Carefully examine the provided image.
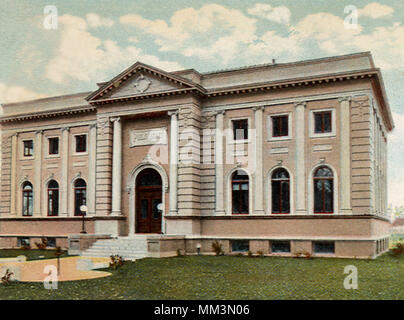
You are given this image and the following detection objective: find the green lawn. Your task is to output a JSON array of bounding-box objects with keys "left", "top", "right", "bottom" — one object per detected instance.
[
  {"left": 0, "top": 252, "right": 402, "bottom": 300},
  {"left": 0, "top": 249, "right": 68, "bottom": 261}
]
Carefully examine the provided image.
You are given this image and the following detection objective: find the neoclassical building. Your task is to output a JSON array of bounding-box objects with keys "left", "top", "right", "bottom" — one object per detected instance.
[{"left": 0, "top": 52, "right": 393, "bottom": 258}]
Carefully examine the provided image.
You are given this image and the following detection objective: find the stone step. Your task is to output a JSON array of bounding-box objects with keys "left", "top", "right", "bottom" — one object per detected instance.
[{"left": 81, "top": 236, "right": 150, "bottom": 261}]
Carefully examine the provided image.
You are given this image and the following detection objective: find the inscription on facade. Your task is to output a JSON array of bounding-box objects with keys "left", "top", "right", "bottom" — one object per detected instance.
[{"left": 130, "top": 127, "right": 168, "bottom": 147}]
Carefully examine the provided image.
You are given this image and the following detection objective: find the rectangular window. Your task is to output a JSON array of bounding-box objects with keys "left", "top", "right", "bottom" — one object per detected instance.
[
  {"left": 47, "top": 237, "right": 56, "bottom": 248},
  {"left": 314, "top": 111, "right": 332, "bottom": 134},
  {"left": 48, "top": 137, "right": 59, "bottom": 155},
  {"left": 232, "top": 119, "right": 248, "bottom": 141},
  {"left": 23, "top": 140, "right": 34, "bottom": 157},
  {"left": 313, "top": 241, "right": 335, "bottom": 254},
  {"left": 272, "top": 115, "right": 289, "bottom": 137},
  {"left": 17, "top": 237, "right": 30, "bottom": 248},
  {"left": 75, "top": 135, "right": 87, "bottom": 153},
  {"left": 271, "top": 241, "right": 291, "bottom": 253},
  {"left": 231, "top": 240, "right": 249, "bottom": 252}
]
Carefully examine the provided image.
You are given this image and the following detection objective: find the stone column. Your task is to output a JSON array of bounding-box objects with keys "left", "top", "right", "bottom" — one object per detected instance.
[
  {"left": 111, "top": 117, "right": 122, "bottom": 216},
  {"left": 10, "top": 133, "right": 18, "bottom": 216},
  {"left": 60, "top": 127, "right": 69, "bottom": 216},
  {"left": 253, "top": 106, "right": 265, "bottom": 214},
  {"left": 168, "top": 110, "right": 179, "bottom": 215},
  {"left": 339, "top": 97, "right": 352, "bottom": 214},
  {"left": 34, "top": 130, "right": 43, "bottom": 216},
  {"left": 294, "top": 102, "right": 307, "bottom": 214},
  {"left": 215, "top": 110, "right": 225, "bottom": 215},
  {"left": 87, "top": 124, "right": 97, "bottom": 216}
]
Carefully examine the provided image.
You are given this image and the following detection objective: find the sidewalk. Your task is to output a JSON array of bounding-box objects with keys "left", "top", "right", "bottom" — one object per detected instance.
[{"left": 0, "top": 256, "right": 111, "bottom": 282}]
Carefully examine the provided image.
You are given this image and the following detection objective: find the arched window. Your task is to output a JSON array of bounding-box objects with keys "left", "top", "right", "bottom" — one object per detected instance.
[
  {"left": 22, "top": 182, "right": 33, "bottom": 216},
  {"left": 272, "top": 168, "right": 290, "bottom": 214},
  {"left": 74, "top": 179, "right": 87, "bottom": 216},
  {"left": 136, "top": 168, "right": 162, "bottom": 187},
  {"left": 232, "top": 170, "right": 249, "bottom": 214},
  {"left": 47, "top": 180, "right": 59, "bottom": 216},
  {"left": 313, "top": 166, "right": 334, "bottom": 214}
]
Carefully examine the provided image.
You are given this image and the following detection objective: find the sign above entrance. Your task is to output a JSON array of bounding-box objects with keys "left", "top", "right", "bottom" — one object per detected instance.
[{"left": 130, "top": 127, "right": 168, "bottom": 147}]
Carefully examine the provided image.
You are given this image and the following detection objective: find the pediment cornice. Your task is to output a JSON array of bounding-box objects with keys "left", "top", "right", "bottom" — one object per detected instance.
[{"left": 86, "top": 61, "right": 206, "bottom": 103}]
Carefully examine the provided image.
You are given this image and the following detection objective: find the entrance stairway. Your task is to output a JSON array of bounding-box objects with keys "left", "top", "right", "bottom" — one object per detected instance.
[{"left": 80, "top": 235, "right": 150, "bottom": 261}]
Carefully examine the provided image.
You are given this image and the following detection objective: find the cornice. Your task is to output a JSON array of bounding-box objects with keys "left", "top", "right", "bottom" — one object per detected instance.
[{"left": 0, "top": 105, "right": 96, "bottom": 123}]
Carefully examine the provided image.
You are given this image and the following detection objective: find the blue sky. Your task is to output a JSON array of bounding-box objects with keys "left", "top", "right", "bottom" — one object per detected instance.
[{"left": 0, "top": 0, "right": 403, "bottom": 207}]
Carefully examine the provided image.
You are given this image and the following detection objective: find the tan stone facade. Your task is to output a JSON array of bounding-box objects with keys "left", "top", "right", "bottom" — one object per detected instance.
[{"left": 0, "top": 52, "right": 394, "bottom": 258}]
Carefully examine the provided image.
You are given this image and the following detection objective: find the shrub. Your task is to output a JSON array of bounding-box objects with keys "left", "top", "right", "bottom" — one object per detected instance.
[
  {"left": 35, "top": 237, "right": 48, "bottom": 250},
  {"left": 211, "top": 240, "right": 224, "bottom": 256},
  {"left": 256, "top": 250, "right": 264, "bottom": 257},
  {"left": 176, "top": 248, "right": 184, "bottom": 257},
  {"left": 247, "top": 250, "right": 253, "bottom": 258},
  {"left": 109, "top": 255, "right": 124, "bottom": 270},
  {"left": 294, "top": 250, "right": 312, "bottom": 259},
  {"left": 390, "top": 242, "right": 404, "bottom": 257},
  {"left": 1, "top": 269, "right": 14, "bottom": 285}
]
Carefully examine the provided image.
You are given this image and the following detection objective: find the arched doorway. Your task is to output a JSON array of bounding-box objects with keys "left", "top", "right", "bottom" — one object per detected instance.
[{"left": 136, "top": 168, "right": 163, "bottom": 233}]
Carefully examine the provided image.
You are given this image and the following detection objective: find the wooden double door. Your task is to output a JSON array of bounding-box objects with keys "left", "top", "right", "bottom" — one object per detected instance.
[{"left": 136, "top": 187, "right": 162, "bottom": 233}]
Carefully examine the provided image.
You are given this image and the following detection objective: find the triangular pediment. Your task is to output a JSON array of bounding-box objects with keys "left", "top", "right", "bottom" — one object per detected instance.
[{"left": 87, "top": 62, "right": 204, "bottom": 102}]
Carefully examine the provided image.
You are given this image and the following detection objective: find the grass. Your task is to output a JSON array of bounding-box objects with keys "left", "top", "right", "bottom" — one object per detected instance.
[
  {"left": 0, "top": 249, "right": 69, "bottom": 261},
  {"left": 0, "top": 252, "right": 402, "bottom": 300}
]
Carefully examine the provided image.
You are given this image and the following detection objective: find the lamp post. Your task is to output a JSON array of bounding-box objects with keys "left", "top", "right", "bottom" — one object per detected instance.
[{"left": 80, "top": 205, "right": 88, "bottom": 234}]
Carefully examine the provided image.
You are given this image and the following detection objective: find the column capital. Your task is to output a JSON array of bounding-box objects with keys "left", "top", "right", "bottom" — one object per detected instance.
[
  {"left": 61, "top": 127, "right": 70, "bottom": 132},
  {"left": 294, "top": 101, "right": 307, "bottom": 108},
  {"left": 338, "top": 96, "right": 352, "bottom": 103},
  {"left": 11, "top": 132, "right": 19, "bottom": 138},
  {"left": 35, "top": 130, "right": 43, "bottom": 135},
  {"left": 213, "top": 109, "right": 225, "bottom": 116},
  {"left": 253, "top": 106, "right": 265, "bottom": 112},
  {"left": 110, "top": 116, "right": 121, "bottom": 123},
  {"left": 168, "top": 110, "right": 179, "bottom": 117},
  {"left": 89, "top": 123, "right": 97, "bottom": 130}
]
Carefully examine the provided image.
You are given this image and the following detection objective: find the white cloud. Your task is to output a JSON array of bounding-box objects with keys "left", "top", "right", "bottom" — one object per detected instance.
[
  {"left": 247, "top": 3, "right": 291, "bottom": 25},
  {"left": 120, "top": 4, "right": 257, "bottom": 63},
  {"left": 359, "top": 3, "right": 394, "bottom": 19},
  {"left": 292, "top": 13, "right": 362, "bottom": 42},
  {"left": 246, "top": 31, "right": 302, "bottom": 62},
  {"left": 86, "top": 13, "right": 114, "bottom": 28},
  {"left": 0, "top": 83, "right": 47, "bottom": 104},
  {"left": 45, "top": 14, "right": 182, "bottom": 83},
  {"left": 128, "top": 36, "right": 139, "bottom": 43}
]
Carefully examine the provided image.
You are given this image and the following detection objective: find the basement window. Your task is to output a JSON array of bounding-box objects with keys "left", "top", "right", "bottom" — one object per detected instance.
[
  {"left": 271, "top": 241, "right": 291, "bottom": 253},
  {"left": 231, "top": 240, "right": 249, "bottom": 252},
  {"left": 17, "top": 237, "right": 30, "bottom": 248},
  {"left": 313, "top": 241, "right": 335, "bottom": 254},
  {"left": 47, "top": 237, "right": 56, "bottom": 248}
]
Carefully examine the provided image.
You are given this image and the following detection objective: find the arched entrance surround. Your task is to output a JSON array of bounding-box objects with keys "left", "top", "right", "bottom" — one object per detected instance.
[{"left": 127, "top": 161, "right": 168, "bottom": 236}]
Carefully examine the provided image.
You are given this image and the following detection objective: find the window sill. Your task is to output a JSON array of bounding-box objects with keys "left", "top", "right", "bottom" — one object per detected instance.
[
  {"left": 20, "top": 156, "right": 34, "bottom": 161},
  {"left": 310, "top": 133, "right": 336, "bottom": 139},
  {"left": 72, "top": 152, "right": 88, "bottom": 157},
  {"left": 45, "top": 155, "right": 60, "bottom": 159},
  {"left": 267, "top": 136, "right": 291, "bottom": 142},
  {"left": 313, "top": 212, "right": 334, "bottom": 215},
  {"left": 228, "top": 139, "right": 250, "bottom": 145}
]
